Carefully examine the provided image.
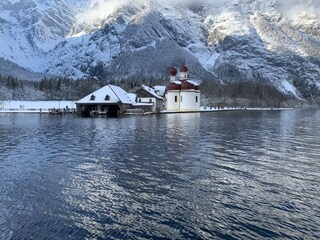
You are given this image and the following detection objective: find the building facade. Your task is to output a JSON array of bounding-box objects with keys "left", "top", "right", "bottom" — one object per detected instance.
[
  {"left": 135, "top": 85, "right": 164, "bottom": 113},
  {"left": 165, "top": 65, "right": 200, "bottom": 112}
]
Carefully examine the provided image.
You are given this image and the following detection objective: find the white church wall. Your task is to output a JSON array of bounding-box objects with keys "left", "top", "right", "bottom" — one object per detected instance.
[
  {"left": 180, "top": 91, "right": 200, "bottom": 111},
  {"left": 166, "top": 91, "right": 180, "bottom": 111}
]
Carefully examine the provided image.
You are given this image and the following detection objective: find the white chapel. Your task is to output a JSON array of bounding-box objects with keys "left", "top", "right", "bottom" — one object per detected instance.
[{"left": 165, "top": 65, "right": 200, "bottom": 112}]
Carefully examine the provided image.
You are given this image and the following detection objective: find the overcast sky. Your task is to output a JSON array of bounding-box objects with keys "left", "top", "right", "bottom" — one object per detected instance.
[
  {"left": 278, "top": 0, "right": 320, "bottom": 19},
  {"left": 76, "top": 0, "right": 320, "bottom": 24}
]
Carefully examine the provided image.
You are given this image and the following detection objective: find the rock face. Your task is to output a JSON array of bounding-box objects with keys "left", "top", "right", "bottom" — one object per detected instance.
[{"left": 0, "top": 0, "right": 319, "bottom": 98}]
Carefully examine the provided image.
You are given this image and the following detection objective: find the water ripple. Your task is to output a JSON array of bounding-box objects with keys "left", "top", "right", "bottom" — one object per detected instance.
[{"left": 0, "top": 111, "right": 320, "bottom": 239}]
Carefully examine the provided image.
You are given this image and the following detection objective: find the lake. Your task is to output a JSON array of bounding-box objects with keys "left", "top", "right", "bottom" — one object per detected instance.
[{"left": 0, "top": 110, "right": 319, "bottom": 239}]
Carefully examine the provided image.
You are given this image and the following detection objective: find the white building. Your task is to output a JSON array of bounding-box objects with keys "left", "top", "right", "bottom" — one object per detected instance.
[
  {"left": 165, "top": 65, "right": 200, "bottom": 112},
  {"left": 134, "top": 85, "right": 164, "bottom": 113}
]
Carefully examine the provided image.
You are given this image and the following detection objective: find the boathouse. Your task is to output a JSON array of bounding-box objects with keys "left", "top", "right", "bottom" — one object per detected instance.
[
  {"left": 75, "top": 84, "right": 134, "bottom": 117},
  {"left": 165, "top": 65, "right": 200, "bottom": 112}
]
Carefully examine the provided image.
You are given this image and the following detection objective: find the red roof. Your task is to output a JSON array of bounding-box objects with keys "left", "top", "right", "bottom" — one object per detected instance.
[
  {"left": 181, "top": 81, "right": 196, "bottom": 90},
  {"left": 170, "top": 67, "right": 178, "bottom": 76},
  {"left": 165, "top": 82, "right": 181, "bottom": 91},
  {"left": 180, "top": 65, "right": 188, "bottom": 72}
]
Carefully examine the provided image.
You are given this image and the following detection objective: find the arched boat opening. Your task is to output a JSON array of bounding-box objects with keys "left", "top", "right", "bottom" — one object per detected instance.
[{"left": 107, "top": 105, "right": 120, "bottom": 118}]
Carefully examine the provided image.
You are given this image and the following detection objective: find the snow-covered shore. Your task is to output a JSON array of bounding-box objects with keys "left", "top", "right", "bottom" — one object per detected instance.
[
  {"left": 161, "top": 107, "right": 293, "bottom": 114},
  {"left": 0, "top": 101, "right": 76, "bottom": 113}
]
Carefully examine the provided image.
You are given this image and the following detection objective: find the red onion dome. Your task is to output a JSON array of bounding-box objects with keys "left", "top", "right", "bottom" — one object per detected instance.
[
  {"left": 170, "top": 67, "right": 178, "bottom": 76},
  {"left": 181, "top": 81, "right": 196, "bottom": 90},
  {"left": 180, "top": 65, "right": 189, "bottom": 72},
  {"left": 165, "top": 82, "right": 181, "bottom": 92}
]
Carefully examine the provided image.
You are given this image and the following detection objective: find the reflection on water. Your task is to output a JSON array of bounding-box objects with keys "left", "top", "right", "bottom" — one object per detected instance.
[{"left": 0, "top": 110, "right": 320, "bottom": 239}]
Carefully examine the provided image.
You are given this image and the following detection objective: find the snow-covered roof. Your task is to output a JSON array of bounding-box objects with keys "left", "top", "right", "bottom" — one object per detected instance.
[
  {"left": 141, "top": 85, "right": 164, "bottom": 99},
  {"left": 132, "top": 102, "right": 154, "bottom": 107},
  {"left": 76, "top": 84, "right": 134, "bottom": 105},
  {"left": 172, "top": 81, "right": 182, "bottom": 85},
  {"left": 128, "top": 93, "right": 137, "bottom": 102},
  {"left": 187, "top": 80, "right": 200, "bottom": 86},
  {"left": 154, "top": 86, "right": 166, "bottom": 96}
]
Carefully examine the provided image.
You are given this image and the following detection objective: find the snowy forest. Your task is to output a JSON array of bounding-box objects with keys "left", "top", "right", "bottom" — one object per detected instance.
[{"left": 1, "top": 74, "right": 319, "bottom": 108}]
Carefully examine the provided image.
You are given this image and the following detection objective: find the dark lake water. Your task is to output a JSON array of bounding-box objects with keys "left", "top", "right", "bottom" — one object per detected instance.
[{"left": 0, "top": 110, "right": 319, "bottom": 239}]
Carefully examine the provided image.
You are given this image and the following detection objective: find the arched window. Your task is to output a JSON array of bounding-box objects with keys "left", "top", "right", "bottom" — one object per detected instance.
[
  {"left": 105, "top": 94, "right": 110, "bottom": 101},
  {"left": 90, "top": 95, "right": 95, "bottom": 101}
]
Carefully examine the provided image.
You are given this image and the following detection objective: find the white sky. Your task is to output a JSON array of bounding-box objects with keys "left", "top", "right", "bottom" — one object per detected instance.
[
  {"left": 75, "top": 0, "right": 320, "bottom": 24},
  {"left": 278, "top": 0, "right": 320, "bottom": 19}
]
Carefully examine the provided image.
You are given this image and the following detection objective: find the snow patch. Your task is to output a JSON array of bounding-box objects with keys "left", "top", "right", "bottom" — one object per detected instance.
[{"left": 281, "top": 80, "right": 300, "bottom": 98}]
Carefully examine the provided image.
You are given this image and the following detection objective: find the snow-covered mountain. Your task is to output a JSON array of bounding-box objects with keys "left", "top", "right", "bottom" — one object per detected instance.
[{"left": 0, "top": 0, "right": 319, "bottom": 98}]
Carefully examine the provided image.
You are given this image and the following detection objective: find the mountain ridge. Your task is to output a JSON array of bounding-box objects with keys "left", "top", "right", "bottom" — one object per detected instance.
[{"left": 0, "top": 0, "right": 319, "bottom": 99}]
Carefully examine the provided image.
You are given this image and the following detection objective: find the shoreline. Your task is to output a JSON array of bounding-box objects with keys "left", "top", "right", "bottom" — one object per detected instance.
[
  {"left": 0, "top": 100, "right": 76, "bottom": 114},
  {"left": 0, "top": 107, "right": 295, "bottom": 115},
  {"left": 160, "top": 107, "right": 293, "bottom": 114}
]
